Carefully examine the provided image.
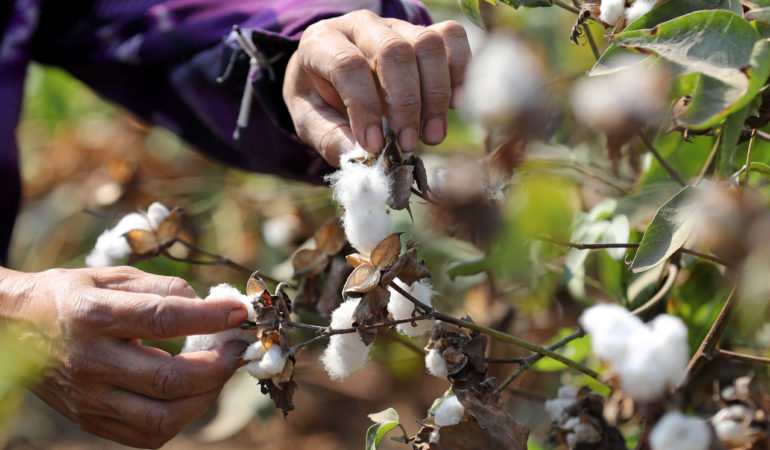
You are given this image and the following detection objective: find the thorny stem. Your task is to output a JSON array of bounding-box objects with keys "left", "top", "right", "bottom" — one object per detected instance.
[
  {"left": 682, "top": 286, "right": 738, "bottom": 387},
  {"left": 716, "top": 348, "right": 770, "bottom": 366},
  {"left": 631, "top": 263, "right": 678, "bottom": 317},
  {"left": 742, "top": 129, "right": 757, "bottom": 187},
  {"left": 496, "top": 328, "right": 588, "bottom": 393},
  {"left": 537, "top": 237, "right": 733, "bottom": 268},
  {"left": 637, "top": 131, "right": 688, "bottom": 187}
]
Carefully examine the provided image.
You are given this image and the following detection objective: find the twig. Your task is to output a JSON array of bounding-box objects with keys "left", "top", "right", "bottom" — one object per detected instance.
[
  {"left": 682, "top": 286, "right": 738, "bottom": 386},
  {"left": 638, "top": 131, "right": 688, "bottom": 187},
  {"left": 695, "top": 134, "right": 721, "bottom": 186},
  {"left": 485, "top": 357, "right": 526, "bottom": 364},
  {"left": 521, "top": 159, "right": 630, "bottom": 194},
  {"left": 553, "top": 0, "right": 580, "bottom": 14},
  {"left": 742, "top": 129, "right": 757, "bottom": 187},
  {"left": 173, "top": 238, "right": 286, "bottom": 285},
  {"left": 82, "top": 208, "right": 119, "bottom": 222},
  {"left": 582, "top": 23, "right": 601, "bottom": 61},
  {"left": 631, "top": 263, "right": 678, "bottom": 316},
  {"left": 716, "top": 348, "right": 770, "bottom": 365},
  {"left": 496, "top": 328, "right": 588, "bottom": 393}
]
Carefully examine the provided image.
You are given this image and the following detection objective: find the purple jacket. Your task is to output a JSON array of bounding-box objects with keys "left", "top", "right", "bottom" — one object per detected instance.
[{"left": 0, "top": 0, "right": 431, "bottom": 266}]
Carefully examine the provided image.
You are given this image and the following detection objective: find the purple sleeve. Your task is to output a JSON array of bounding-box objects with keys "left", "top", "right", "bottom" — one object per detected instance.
[{"left": 0, "top": 0, "right": 431, "bottom": 266}]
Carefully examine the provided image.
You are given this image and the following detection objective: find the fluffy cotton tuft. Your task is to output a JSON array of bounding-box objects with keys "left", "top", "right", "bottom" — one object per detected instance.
[
  {"left": 326, "top": 144, "right": 392, "bottom": 254},
  {"left": 564, "top": 417, "right": 601, "bottom": 447},
  {"left": 544, "top": 385, "right": 580, "bottom": 422},
  {"left": 650, "top": 412, "right": 711, "bottom": 450},
  {"left": 625, "top": 0, "right": 657, "bottom": 24},
  {"left": 388, "top": 279, "right": 435, "bottom": 336},
  {"left": 244, "top": 343, "right": 287, "bottom": 379},
  {"left": 711, "top": 404, "right": 760, "bottom": 447},
  {"left": 425, "top": 348, "right": 448, "bottom": 379},
  {"left": 433, "top": 394, "right": 464, "bottom": 426},
  {"left": 86, "top": 202, "right": 171, "bottom": 267},
  {"left": 579, "top": 305, "right": 689, "bottom": 402},
  {"left": 599, "top": 0, "right": 626, "bottom": 25},
  {"left": 462, "top": 32, "right": 542, "bottom": 128},
  {"left": 321, "top": 299, "right": 371, "bottom": 380},
  {"left": 181, "top": 284, "right": 257, "bottom": 353},
  {"left": 262, "top": 214, "right": 302, "bottom": 248}
]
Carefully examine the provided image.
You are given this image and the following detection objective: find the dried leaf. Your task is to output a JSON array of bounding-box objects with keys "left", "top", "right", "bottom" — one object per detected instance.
[
  {"left": 246, "top": 272, "right": 269, "bottom": 296},
  {"left": 346, "top": 253, "right": 369, "bottom": 269},
  {"left": 388, "top": 165, "right": 414, "bottom": 211},
  {"left": 343, "top": 264, "right": 381, "bottom": 295},
  {"left": 353, "top": 286, "right": 391, "bottom": 345},
  {"left": 394, "top": 241, "right": 431, "bottom": 286},
  {"left": 125, "top": 229, "right": 160, "bottom": 255},
  {"left": 412, "top": 156, "right": 432, "bottom": 196},
  {"left": 317, "top": 256, "right": 352, "bottom": 318},
  {"left": 371, "top": 233, "right": 402, "bottom": 270},
  {"left": 292, "top": 248, "right": 328, "bottom": 278},
  {"left": 314, "top": 218, "right": 346, "bottom": 256},
  {"left": 259, "top": 375, "right": 297, "bottom": 418},
  {"left": 156, "top": 206, "right": 183, "bottom": 245}
]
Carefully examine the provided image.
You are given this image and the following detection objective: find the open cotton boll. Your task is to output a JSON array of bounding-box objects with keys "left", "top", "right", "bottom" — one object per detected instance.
[
  {"left": 625, "top": 0, "right": 657, "bottom": 24},
  {"left": 146, "top": 202, "right": 170, "bottom": 229},
  {"left": 245, "top": 344, "right": 287, "bottom": 379},
  {"left": 181, "top": 284, "right": 257, "bottom": 353},
  {"left": 326, "top": 144, "right": 392, "bottom": 254},
  {"left": 433, "top": 394, "right": 464, "bottom": 426},
  {"left": 86, "top": 212, "right": 153, "bottom": 267},
  {"left": 650, "top": 412, "right": 711, "bottom": 450},
  {"left": 425, "top": 348, "right": 448, "bottom": 379},
  {"left": 599, "top": 0, "right": 625, "bottom": 26},
  {"left": 388, "top": 279, "right": 435, "bottom": 336},
  {"left": 579, "top": 304, "right": 645, "bottom": 363},
  {"left": 564, "top": 416, "right": 601, "bottom": 447},
  {"left": 321, "top": 299, "right": 370, "bottom": 380},
  {"left": 544, "top": 385, "right": 580, "bottom": 422},
  {"left": 711, "top": 404, "right": 760, "bottom": 447}
]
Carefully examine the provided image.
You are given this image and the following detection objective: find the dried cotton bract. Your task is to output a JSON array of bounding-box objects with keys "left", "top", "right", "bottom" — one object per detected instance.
[
  {"left": 86, "top": 202, "right": 170, "bottom": 267},
  {"left": 181, "top": 284, "right": 257, "bottom": 353},
  {"left": 326, "top": 143, "right": 392, "bottom": 254},
  {"left": 320, "top": 299, "right": 370, "bottom": 380},
  {"left": 387, "top": 279, "right": 435, "bottom": 337},
  {"left": 579, "top": 305, "right": 689, "bottom": 402},
  {"left": 649, "top": 411, "right": 711, "bottom": 450}
]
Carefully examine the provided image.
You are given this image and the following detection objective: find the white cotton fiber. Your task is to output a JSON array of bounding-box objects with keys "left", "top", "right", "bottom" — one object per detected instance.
[
  {"left": 245, "top": 344, "right": 287, "bottom": 379},
  {"left": 599, "top": 0, "right": 626, "bottom": 26},
  {"left": 388, "top": 279, "right": 435, "bottom": 337},
  {"left": 579, "top": 305, "right": 690, "bottom": 402},
  {"left": 711, "top": 405, "right": 759, "bottom": 447},
  {"left": 145, "top": 202, "right": 171, "bottom": 228},
  {"left": 433, "top": 395, "right": 464, "bottom": 426},
  {"left": 650, "top": 412, "right": 710, "bottom": 450},
  {"left": 86, "top": 212, "right": 153, "bottom": 267},
  {"left": 425, "top": 348, "right": 448, "bottom": 379},
  {"left": 181, "top": 284, "right": 257, "bottom": 353},
  {"left": 564, "top": 416, "right": 601, "bottom": 447},
  {"left": 320, "top": 299, "right": 371, "bottom": 380},
  {"left": 544, "top": 385, "right": 580, "bottom": 422},
  {"left": 326, "top": 144, "right": 392, "bottom": 254},
  {"left": 625, "top": 0, "right": 657, "bottom": 24}
]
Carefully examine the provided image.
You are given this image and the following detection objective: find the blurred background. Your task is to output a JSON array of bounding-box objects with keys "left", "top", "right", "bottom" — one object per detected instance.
[{"left": 4, "top": 0, "right": 769, "bottom": 449}]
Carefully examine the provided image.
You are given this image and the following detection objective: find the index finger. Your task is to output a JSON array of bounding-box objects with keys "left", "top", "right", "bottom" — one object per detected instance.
[{"left": 88, "top": 288, "right": 248, "bottom": 339}]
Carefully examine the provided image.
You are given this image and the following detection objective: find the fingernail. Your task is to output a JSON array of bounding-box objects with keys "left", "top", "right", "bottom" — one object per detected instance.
[
  {"left": 422, "top": 118, "right": 446, "bottom": 145},
  {"left": 398, "top": 127, "right": 418, "bottom": 151},
  {"left": 450, "top": 86, "right": 464, "bottom": 110},
  {"left": 227, "top": 307, "right": 248, "bottom": 327},
  {"left": 365, "top": 125, "right": 384, "bottom": 151}
]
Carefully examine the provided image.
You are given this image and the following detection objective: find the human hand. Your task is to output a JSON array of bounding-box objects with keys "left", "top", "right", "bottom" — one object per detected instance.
[
  {"left": 10, "top": 266, "right": 248, "bottom": 449},
  {"left": 283, "top": 10, "right": 471, "bottom": 166}
]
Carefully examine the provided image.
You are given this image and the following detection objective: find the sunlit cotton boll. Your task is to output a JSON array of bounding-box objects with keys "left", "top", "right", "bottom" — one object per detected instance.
[
  {"left": 425, "top": 348, "right": 448, "bottom": 379},
  {"left": 571, "top": 60, "right": 668, "bottom": 135},
  {"left": 462, "top": 32, "right": 543, "bottom": 129},
  {"left": 626, "top": 0, "right": 658, "bottom": 24},
  {"left": 433, "top": 394, "right": 464, "bottom": 426},
  {"left": 387, "top": 279, "right": 435, "bottom": 336},
  {"left": 599, "top": 0, "right": 626, "bottom": 26},
  {"left": 244, "top": 342, "right": 287, "bottom": 379},
  {"left": 650, "top": 412, "right": 711, "bottom": 450},
  {"left": 321, "top": 299, "right": 370, "bottom": 380},
  {"left": 579, "top": 305, "right": 689, "bottom": 402},
  {"left": 326, "top": 143, "right": 392, "bottom": 254},
  {"left": 181, "top": 284, "right": 257, "bottom": 353},
  {"left": 711, "top": 404, "right": 762, "bottom": 447}
]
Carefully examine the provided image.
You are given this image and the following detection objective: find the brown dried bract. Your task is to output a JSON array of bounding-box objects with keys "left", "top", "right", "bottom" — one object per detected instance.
[
  {"left": 425, "top": 322, "right": 488, "bottom": 390},
  {"left": 124, "top": 206, "right": 184, "bottom": 257}
]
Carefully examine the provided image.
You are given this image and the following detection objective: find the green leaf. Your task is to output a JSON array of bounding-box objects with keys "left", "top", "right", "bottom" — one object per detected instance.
[
  {"left": 717, "top": 104, "right": 751, "bottom": 176},
  {"left": 747, "top": 7, "right": 770, "bottom": 23},
  {"left": 457, "top": 0, "right": 485, "bottom": 28},
  {"left": 447, "top": 258, "right": 488, "bottom": 280},
  {"left": 590, "top": 0, "right": 737, "bottom": 76},
  {"left": 630, "top": 186, "right": 701, "bottom": 273},
  {"left": 366, "top": 408, "right": 406, "bottom": 450},
  {"left": 612, "top": 10, "right": 770, "bottom": 129},
  {"left": 532, "top": 328, "right": 591, "bottom": 371}
]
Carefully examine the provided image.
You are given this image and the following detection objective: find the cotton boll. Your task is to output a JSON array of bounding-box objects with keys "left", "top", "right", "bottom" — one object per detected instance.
[
  {"left": 181, "top": 284, "right": 258, "bottom": 353},
  {"left": 563, "top": 417, "right": 601, "bottom": 447},
  {"left": 425, "top": 348, "right": 448, "bottom": 379},
  {"left": 321, "top": 299, "right": 370, "bottom": 380},
  {"left": 86, "top": 212, "right": 153, "bottom": 267},
  {"left": 650, "top": 412, "right": 711, "bottom": 450},
  {"left": 579, "top": 304, "right": 645, "bottom": 363},
  {"left": 243, "top": 341, "right": 267, "bottom": 362},
  {"left": 262, "top": 214, "right": 301, "bottom": 248},
  {"left": 146, "top": 202, "right": 170, "bottom": 229},
  {"left": 625, "top": 0, "right": 657, "bottom": 24},
  {"left": 433, "top": 395, "right": 464, "bottom": 426},
  {"left": 207, "top": 283, "right": 256, "bottom": 320},
  {"left": 180, "top": 334, "right": 219, "bottom": 353},
  {"left": 388, "top": 279, "right": 435, "bottom": 336},
  {"left": 711, "top": 404, "right": 760, "bottom": 447},
  {"left": 245, "top": 345, "right": 287, "bottom": 379},
  {"left": 599, "top": 0, "right": 626, "bottom": 26},
  {"left": 544, "top": 386, "right": 580, "bottom": 422}
]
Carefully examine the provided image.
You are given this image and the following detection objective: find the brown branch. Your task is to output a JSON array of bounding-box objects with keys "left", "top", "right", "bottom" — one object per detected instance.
[
  {"left": 716, "top": 348, "right": 770, "bottom": 365},
  {"left": 638, "top": 131, "right": 688, "bottom": 187}
]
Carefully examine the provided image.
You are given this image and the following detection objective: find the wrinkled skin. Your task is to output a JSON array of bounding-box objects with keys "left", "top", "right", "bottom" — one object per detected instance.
[
  {"left": 0, "top": 266, "right": 248, "bottom": 449},
  {"left": 284, "top": 10, "right": 471, "bottom": 166}
]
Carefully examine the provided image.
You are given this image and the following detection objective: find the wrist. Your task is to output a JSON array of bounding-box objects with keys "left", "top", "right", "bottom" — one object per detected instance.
[{"left": 0, "top": 267, "right": 39, "bottom": 324}]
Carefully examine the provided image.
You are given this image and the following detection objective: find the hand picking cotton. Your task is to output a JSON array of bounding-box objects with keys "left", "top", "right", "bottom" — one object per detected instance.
[
  {"left": 320, "top": 298, "right": 371, "bottom": 380},
  {"left": 579, "top": 304, "right": 689, "bottom": 402},
  {"left": 86, "top": 202, "right": 170, "bottom": 267},
  {"left": 181, "top": 284, "right": 257, "bottom": 353},
  {"left": 387, "top": 279, "right": 436, "bottom": 337},
  {"left": 325, "top": 143, "right": 392, "bottom": 254}
]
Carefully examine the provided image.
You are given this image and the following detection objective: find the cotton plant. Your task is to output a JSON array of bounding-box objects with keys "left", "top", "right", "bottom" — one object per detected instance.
[
  {"left": 319, "top": 298, "right": 371, "bottom": 380},
  {"left": 598, "top": 0, "right": 660, "bottom": 26},
  {"left": 428, "top": 392, "right": 465, "bottom": 445},
  {"left": 649, "top": 411, "right": 712, "bottom": 450}
]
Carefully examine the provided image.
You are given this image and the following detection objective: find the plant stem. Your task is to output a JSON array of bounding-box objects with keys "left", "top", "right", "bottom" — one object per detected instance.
[
  {"left": 582, "top": 23, "right": 601, "bottom": 60},
  {"left": 522, "top": 159, "right": 630, "bottom": 194},
  {"left": 553, "top": 0, "right": 580, "bottom": 14},
  {"left": 716, "top": 348, "right": 770, "bottom": 365},
  {"left": 742, "top": 129, "right": 757, "bottom": 187},
  {"left": 682, "top": 286, "right": 738, "bottom": 386},
  {"left": 172, "top": 238, "right": 286, "bottom": 285},
  {"left": 638, "top": 131, "right": 688, "bottom": 187},
  {"left": 695, "top": 134, "right": 721, "bottom": 186}
]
